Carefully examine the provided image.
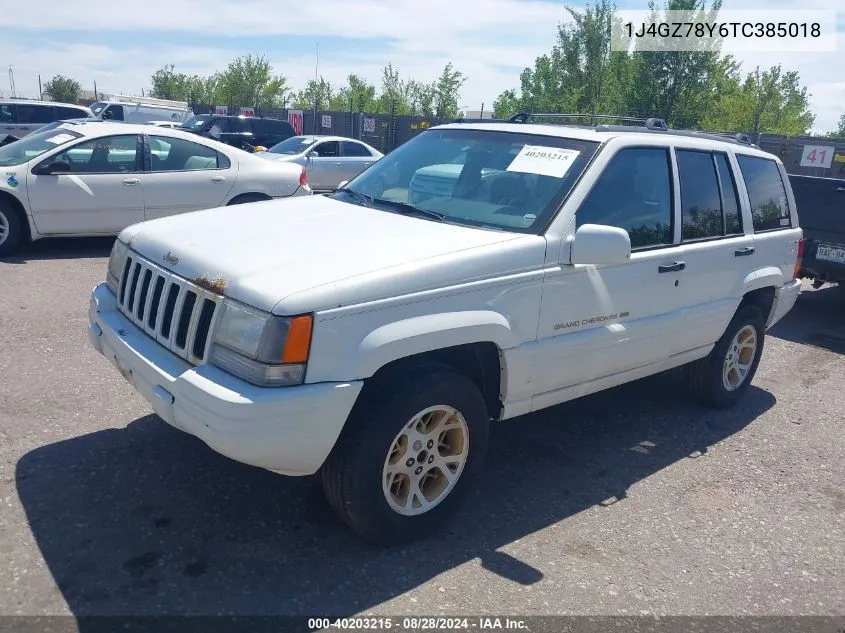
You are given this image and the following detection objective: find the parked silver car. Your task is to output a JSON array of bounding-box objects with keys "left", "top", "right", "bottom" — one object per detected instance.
[{"left": 258, "top": 135, "right": 383, "bottom": 192}]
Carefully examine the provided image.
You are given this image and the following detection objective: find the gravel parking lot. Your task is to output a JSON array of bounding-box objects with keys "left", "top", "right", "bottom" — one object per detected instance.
[{"left": 1, "top": 237, "right": 843, "bottom": 621}]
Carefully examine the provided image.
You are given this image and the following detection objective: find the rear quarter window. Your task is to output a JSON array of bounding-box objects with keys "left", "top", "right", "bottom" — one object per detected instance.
[{"left": 736, "top": 155, "right": 792, "bottom": 232}]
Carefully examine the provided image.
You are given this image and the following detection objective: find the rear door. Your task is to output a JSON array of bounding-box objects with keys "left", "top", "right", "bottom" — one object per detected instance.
[
  {"left": 789, "top": 174, "right": 845, "bottom": 269},
  {"left": 140, "top": 134, "right": 236, "bottom": 220},
  {"left": 340, "top": 140, "right": 377, "bottom": 182},
  {"left": 4, "top": 103, "right": 55, "bottom": 137},
  {"left": 27, "top": 133, "right": 145, "bottom": 234}
]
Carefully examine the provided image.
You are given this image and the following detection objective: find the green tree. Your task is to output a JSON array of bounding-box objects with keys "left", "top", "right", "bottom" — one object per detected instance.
[
  {"left": 701, "top": 64, "right": 815, "bottom": 136},
  {"left": 405, "top": 79, "right": 437, "bottom": 117},
  {"left": 432, "top": 62, "right": 466, "bottom": 118},
  {"left": 213, "top": 54, "right": 290, "bottom": 108},
  {"left": 291, "top": 77, "right": 336, "bottom": 110},
  {"left": 42, "top": 75, "right": 82, "bottom": 104},
  {"left": 333, "top": 74, "right": 378, "bottom": 112},
  {"left": 150, "top": 65, "right": 192, "bottom": 101},
  {"left": 376, "top": 63, "right": 412, "bottom": 114},
  {"left": 835, "top": 113, "right": 845, "bottom": 137}
]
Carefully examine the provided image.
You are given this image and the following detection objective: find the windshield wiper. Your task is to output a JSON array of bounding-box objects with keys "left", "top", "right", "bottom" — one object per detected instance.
[
  {"left": 372, "top": 198, "right": 447, "bottom": 222},
  {"left": 335, "top": 188, "right": 373, "bottom": 207}
]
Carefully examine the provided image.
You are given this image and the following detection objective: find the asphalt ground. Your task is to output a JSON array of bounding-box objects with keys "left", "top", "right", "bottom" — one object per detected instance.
[{"left": 1, "top": 237, "right": 843, "bottom": 627}]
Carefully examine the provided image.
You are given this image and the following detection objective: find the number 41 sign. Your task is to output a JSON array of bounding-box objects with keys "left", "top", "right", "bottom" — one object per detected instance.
[{"left": 800, "top": 145, "right": 835, "bottom": 169}]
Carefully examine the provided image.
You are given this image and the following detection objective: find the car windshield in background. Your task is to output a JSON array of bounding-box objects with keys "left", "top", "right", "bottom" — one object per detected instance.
[
  {"left": 334, "top": 128, "right": 600, "bottom": 234},
  {"left": 180, "top": 115, "right": 211, "bottom": 130},
  {"left": 0, "top": 129, "right": 84, "bottom": 167},
  {"left": 266, "top": 136, "right": 318, "bottom": 155},
  {"left": 89, "top": 102, "right": 107, "bottom": 116}
]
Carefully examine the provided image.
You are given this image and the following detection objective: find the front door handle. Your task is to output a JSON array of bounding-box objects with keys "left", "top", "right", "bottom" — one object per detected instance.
[
  {"left": 211, "top": 175, "right": 226, "bottom": 183},
  {"left": 734, "top": 246, "right": 755, "bottom": 257},
  {"left": 364, "top": 162, "right": 371, "bottom": 166},
  {"left": 122, "top": 178, "right": 140, "bottom": 186},
  {"left": 658, "top": 261, "right": 686, "bottom": 273}
]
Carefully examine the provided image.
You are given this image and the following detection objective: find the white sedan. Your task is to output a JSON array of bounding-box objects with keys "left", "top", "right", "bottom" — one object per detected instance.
[{"left": 0, "top": 121, "right": 311, "bottom": 255}]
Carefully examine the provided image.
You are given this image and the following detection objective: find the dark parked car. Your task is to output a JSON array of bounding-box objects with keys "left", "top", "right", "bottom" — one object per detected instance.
[
  {"left": 789, "top": 173, "right": 845, "bottom": 287},
  {"left": 179, "top": 114, "right": 295, "bottom": 151}
]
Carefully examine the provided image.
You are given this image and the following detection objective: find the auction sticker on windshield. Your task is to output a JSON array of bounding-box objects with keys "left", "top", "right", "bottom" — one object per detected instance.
[
  {"left": 45, "top": 133, "right": 76, "bottom": 145},
  {"left": 506, "top": 145, "right": 581, "bottom": 178}
]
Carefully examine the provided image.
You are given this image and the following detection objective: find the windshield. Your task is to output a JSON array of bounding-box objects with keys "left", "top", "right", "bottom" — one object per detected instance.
[
  {"left": 333, "top": 128, "right": 600, "bottom": 233},
  {"left": 266, "top": 136, "right": 318, "bottom": 155},
  {"left": 0, "top": 128, "right": 83, "bottom": 167},
  {"left": 90, "top": 101, "right": 108, "bottom": 116},
  {"left": 181, "top": 114, "right": 211, "bottom": 130}
]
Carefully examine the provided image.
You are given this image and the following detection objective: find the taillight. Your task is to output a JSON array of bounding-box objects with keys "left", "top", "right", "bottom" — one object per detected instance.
[
  {"left": 299, "top": 167, "right": 307, "bottom": 187},
  {"left": 793, "top": 238, "right": 805, "bottom": 279}
]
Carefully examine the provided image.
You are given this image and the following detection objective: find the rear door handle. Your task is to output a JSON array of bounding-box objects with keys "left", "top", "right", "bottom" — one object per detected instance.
[
  {"left": 734, "top": 246, "right": 755, "bottom": 257},
  {"left": 211, "top": 175, "right": 226, "bottom": 183},
  {"left": 122, "top": 178, "right": 140, "bottom": 186},
  {"left": 658, "top": 261, "right": 686, "bottom": 273}
]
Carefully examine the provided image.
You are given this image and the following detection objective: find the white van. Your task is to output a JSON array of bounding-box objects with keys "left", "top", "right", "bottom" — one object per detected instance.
[
  {"left": 90, "top": 96, "right": 193, "bottom": 125},
  {"left": 0, "top": 99, "right": 93, "bottom": 138}
]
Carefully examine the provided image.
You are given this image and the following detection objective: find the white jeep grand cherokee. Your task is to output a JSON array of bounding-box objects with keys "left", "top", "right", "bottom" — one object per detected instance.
[{"left": 88, "top": 116, "right": 803, "bottom": 544}]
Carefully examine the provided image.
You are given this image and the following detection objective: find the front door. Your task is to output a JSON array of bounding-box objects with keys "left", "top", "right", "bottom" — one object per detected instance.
[
  {"left": 140, "top": 135, "right": 235, "bottom": 220},
  {"left": 534, "top": 146, "right": 689, "bottom": 398},
  {"left": 27, "top": 134, "right": 145, "bottom": 234},
  {"left": 307, "top": 140, "right": 342, "bottom": 190}
]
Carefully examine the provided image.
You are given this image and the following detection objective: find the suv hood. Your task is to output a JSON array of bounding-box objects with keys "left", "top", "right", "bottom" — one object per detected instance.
[{"left": 119, "top": 195, "right": 545, "bottom": 314}]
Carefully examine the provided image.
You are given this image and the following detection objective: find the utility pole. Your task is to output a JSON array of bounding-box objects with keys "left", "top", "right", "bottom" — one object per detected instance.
[
  {"left": 38, "top": 74, "right": 43, "bottom": 100},
  {"left": 313, "top": 42, "right": 319, "bottom": 135},
  {"left": 8, "top": 66, "right": 16, "bottom": 98},
  {"left": 94, "top": 80, "right": 98, "bottom": 101}
]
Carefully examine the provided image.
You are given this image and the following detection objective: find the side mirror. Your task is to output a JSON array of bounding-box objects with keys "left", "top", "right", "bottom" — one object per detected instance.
[
  {"left": 33, "top": 160, "right": 72, "bottom": 175},
  {"left": 569, "top": 224, "right": 631, "bottom": 265},
  {"left": 101, "top": 110, "right": 113, "bottom": 120},
  {"left": 307, "top": 150, "right": 318, "bottom": 159}
]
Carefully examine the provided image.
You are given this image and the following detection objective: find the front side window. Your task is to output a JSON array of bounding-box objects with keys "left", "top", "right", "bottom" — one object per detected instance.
[
  {"left": 342, "top": 141, "right": 373, "bottom": 157},
  {"left": 53, "top": 135, "right": 139, "bottom": 173},
  {"left": 576, "top": 147, "right": 673, "bottom": 249},
  {"left": 336, "top": 128, "right": 599, "bottom": 233},
  {"left": 1, "top": 104, "right": 17, "bottom": 122},
  {"left": 1, "top": 128, "right": 82, "bottom": 167},
  {"left": 736, "top": 155, "right": 791, "bottom": 231},
  {"left": 149, "top": 136, "right": 223, "bottom": 171},
  {"left": 314, "top": 141, "right": 340, "bottom": 157}
]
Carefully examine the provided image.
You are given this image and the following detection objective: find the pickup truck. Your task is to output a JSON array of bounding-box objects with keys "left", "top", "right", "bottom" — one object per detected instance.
[
  {"left": 789, "top": 173, "right": 845, "bottom": 288},
  {"left": 88, "top": 116, "right": 803, "bottom": 544}
]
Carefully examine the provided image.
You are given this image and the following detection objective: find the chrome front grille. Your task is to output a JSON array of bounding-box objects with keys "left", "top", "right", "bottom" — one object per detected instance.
[{"left": 117, "top": 253, "right": 223, "bottom": 365}]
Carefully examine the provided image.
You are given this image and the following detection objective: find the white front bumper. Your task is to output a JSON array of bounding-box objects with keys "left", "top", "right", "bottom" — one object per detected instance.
[{"left": 88, "top": 283, "right": 362, "bottom": 476}]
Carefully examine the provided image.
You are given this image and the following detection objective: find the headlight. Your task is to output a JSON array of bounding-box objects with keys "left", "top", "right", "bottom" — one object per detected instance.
[
  {"left": 209, "top": 299, "right": 313, "bottom": 387},
  {"left": 106, "top": 239, "right": 129, "bottom": 294}
]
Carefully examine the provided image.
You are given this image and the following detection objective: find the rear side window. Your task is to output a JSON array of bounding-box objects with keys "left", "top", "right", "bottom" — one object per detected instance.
[
  {"left": 576, "top": 147, "right": 673, "bottom": 249},
  {"left": 55, "top": 106, "right": 89, "bottom": 119},
  {"left": 676, "top": 150, "right": 744, "bottom": 240},
  {"left": 736, "top": 155, "right": 791, "bottom": 231},
  {"left": 342, "top": 141, "right": 373, "bottom": 157},
  {"left": 0, "top": 104, "right": 15, "bottom": 123},
  {"left": 229, "top": 117, "right": 251, "bottom": 134},
  {"left": 16, "top": 104, "right": 54, "bottom": 124}
]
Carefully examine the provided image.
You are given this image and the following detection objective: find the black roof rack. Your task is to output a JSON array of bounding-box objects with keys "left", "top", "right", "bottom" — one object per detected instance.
[{"left": 506, "top": 112, "right": 758, "bottom": 147}]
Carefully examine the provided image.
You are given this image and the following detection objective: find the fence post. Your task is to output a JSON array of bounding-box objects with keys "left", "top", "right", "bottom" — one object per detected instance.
[{"left": 389, "top": 99, "right": 396, "bottom": 152}]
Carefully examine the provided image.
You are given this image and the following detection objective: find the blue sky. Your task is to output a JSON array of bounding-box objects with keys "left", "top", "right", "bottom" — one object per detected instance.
[{"left": 2, "top": 0, "right": 843, "bottom": 132}]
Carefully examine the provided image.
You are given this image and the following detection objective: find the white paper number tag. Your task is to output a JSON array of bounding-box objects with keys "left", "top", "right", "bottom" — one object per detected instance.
[
  {"left": 45, "top": 133, "right": 75, "bottom": 145},
  {"left": 506, "top": 145, "right": 581, "bottom": 178}
]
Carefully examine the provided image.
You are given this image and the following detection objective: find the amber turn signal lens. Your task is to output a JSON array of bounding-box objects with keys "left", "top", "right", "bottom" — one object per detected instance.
[{"left": 282, "top": 315, "right": 313, "bottom": 363}]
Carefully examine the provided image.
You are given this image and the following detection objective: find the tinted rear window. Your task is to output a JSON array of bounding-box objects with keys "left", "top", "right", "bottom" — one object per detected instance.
[{"left": 736, "top": 155, "right": 792, "bottom": 231}]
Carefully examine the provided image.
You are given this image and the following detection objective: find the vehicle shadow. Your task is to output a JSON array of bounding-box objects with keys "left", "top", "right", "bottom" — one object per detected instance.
[
  {"left": 769, "top": 283, "right": 845, "bottom": 354},
  {"left": 0, "top": 236, "right": 115, "bottom": 264},
  {"left": 16, "top": 371, "right": 775, "bottom": 619}
]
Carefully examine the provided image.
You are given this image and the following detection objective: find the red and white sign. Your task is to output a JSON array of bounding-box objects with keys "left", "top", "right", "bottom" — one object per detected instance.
[
  {"left": 363, "top": 117, "right": 375, "bottom": 133},
  {"left": 214, "top": 105, "right": 228, "bottom": 115},
  {"left": 321, "top": 114, "right": 332, "bottom": 128},
  {"left": 800, "top": 144, "right": 835, "bottom": 169},
  {"left": 240, "top": 107, "right": 256, "bottom": 117},
  {"left": 288, "top": 110, "right": 304, "bottom": 135}
]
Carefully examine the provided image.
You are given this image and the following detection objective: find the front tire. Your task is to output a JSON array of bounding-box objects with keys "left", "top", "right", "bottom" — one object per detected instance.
[
  {"left": 684, "top": 304, "right": 766, "bottom": 409},
  {"left": 0, "top": 200, "right": 24, "bottom": 256},
  {"left": 321, "top": 362, "right": 490, "bottom": 545}
]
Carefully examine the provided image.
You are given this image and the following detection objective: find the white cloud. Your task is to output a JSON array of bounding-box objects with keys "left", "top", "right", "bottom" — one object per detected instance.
[{"left": 1, "top": 0, "right": 842, "bottom": 132}]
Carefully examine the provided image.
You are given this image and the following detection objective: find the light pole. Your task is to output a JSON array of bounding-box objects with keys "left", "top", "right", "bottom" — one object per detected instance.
[{"left": 8, "top": 65, "right": 16, "bottom": 98}]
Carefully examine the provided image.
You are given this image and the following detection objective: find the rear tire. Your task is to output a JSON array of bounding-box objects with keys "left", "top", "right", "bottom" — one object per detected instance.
[
  {"left": 0, "top": 200, "right": 24, "bottom": 257},
  {"left": 684, "top": 305, "right": 765, "bottom": 409},
  {"left": 321, "top": 362, "right": 490, "bottom": 545}
]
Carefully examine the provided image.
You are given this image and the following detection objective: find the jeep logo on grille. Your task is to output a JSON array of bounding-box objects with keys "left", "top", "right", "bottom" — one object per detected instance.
[{"left": 163, "top": 251, "right": 179, "bottom": 266}]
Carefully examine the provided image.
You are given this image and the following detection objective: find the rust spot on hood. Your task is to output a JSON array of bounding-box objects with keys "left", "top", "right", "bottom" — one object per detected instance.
[{"left": 194, "top": 274, "right": 228, "bottom": 295}]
